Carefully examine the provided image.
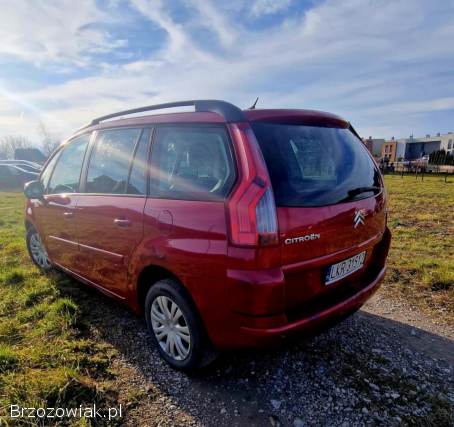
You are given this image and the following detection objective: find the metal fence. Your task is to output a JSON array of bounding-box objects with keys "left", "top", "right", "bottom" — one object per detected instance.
[{"left": 379, "top": 164, "right": 453, "bottom": 182}]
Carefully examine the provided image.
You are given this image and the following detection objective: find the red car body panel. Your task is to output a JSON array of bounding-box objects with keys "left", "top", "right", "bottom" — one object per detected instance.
[
  {"left": 244, "top": 109, "right": 349, "bottom": 128},
  {"left": 34, "top": 194, "right": 80, "bottom": 267},
  {"left": 25, "top": 107, "right": 391, "bottom": 350},
  {"left": 135, "top": 198, "right": 230, "bottom": 322},
  {"left": 74, "top": 195, "right": 147, "bottom": 298}
]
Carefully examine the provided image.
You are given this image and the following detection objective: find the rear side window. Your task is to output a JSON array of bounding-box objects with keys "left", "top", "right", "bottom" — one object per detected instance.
[
  {"left": 150, "top": 125, "right": 235, "bottom": 201},
  {"left": 47, "top": 135, "right": 89, "bottom": 194},
  {"left": 252, "top": 123, "right": 381, "bottom": 207},
  {"left": 86, "top": 128, "right": 141, "bottom": 194}
]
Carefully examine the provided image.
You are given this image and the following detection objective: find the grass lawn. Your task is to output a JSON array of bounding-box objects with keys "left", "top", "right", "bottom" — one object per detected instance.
[
  {"left": 383, "top": 174, "right": 454, "bottom": 324},
  {"left": 0, "top": 174, "right": 452, "bottom": 423},
  {"left": 0, "top": 193, "right": 123, "bottom": 425}
]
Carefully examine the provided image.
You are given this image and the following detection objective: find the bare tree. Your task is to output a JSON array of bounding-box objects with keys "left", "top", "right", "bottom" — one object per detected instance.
[
  {"left": 38, "top": 122, "right": 61, "bottom": 157},
  {"left": 0, "top": 135, "right": 33, "bottom": 159}
]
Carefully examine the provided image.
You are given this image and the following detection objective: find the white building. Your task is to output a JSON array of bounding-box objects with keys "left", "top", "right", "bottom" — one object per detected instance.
[
  {"left": 363, "top": 132, "right": 453, "bottom": 161},
  {"left": 396, "top": 138, "right": 406, "bottom": 160},
  {"left": 398, "top": 132, "right": 454, "bottom": 160},
  {"left": 440, "top": 132, "right": 454, "bottom": 154}
]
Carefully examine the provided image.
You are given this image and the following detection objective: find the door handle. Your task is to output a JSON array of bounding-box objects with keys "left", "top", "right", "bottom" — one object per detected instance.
[
  {"left": 114, "top": 218, "right": 131, "bottom": 227},
  {"left": 63, "top": 211, "right": 74, "bottom": 218}
]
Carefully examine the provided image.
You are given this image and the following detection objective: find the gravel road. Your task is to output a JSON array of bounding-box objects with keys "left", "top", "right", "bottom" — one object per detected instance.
[{"left": 76, "top": 283, "right": 453, "bottom": 426}]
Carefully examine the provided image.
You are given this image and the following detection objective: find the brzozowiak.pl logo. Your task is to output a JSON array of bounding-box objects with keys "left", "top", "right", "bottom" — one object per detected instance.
[{"left": 9, "top": 404, "right": 123, "bottom": 421}]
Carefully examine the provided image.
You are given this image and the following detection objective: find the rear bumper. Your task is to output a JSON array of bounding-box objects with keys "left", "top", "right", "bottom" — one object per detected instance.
[
  {"left": 238, "top": 265, "right": 385, "bottom": 346},
  {"left": 212, "top": 227, "right": 391, "bottom": 349}
]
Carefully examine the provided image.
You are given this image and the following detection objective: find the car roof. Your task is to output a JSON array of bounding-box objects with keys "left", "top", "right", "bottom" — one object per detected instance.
[
  {"left": 77, "top": 108, "right": 349, "bottom": 137},
  {"left": 68, "top": 100, "right": 351, "bottom": 141},
  {"left": 243, "top": 109, "right": 348, "bottom": 128}
]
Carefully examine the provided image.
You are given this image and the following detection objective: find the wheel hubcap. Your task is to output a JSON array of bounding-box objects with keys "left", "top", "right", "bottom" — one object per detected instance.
[
  {"left": 29, "top": 233, "right": 51, "bottom": 269},
  {"left": 150, "top": 296, "right": 191, "bottom": 361}
]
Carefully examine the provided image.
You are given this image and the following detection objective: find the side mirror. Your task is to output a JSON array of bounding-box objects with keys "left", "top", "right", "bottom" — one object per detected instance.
[{"left": 24, "top": 180, "right": 44, "bottom": 199}]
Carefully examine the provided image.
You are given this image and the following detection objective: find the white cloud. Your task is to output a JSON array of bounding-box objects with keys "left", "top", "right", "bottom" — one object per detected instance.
[
  {"left": 191, "top": 0, "right": 236, "bottom": 47},
  {"left": 129, "top": 0, "right": 190, "bottom": 59},
  {"left": 250, "top": 0, "right": 292, "bottom": 17},
  {"left": 367, "top": 97, "right": 454, "bottom": 116},
  {"left": 0, "top": 0, "right": 124, "bottom": 67}
]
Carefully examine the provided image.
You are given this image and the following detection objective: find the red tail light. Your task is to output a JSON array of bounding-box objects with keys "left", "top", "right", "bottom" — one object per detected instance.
[{"left": 227, "top": 123, "right": 278, "bottom": 246}]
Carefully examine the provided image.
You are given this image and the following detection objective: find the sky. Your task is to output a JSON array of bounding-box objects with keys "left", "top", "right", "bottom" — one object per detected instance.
[{"left": 0, "top": 0, "right": 454, "bottom": 144}]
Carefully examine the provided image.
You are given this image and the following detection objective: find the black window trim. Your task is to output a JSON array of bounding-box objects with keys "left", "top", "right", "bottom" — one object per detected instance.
[
  {"left": 79, "top": 125, "right": 154, "bottom": 197},
  {"left": 147, "top": 122, "right": 238, "bottom": 202},
  {"left": 125, "top": 128, "right": 145, "bottom": 194},
  {"left": 126, "top": 127, "right": 154, "bottom": 196}
]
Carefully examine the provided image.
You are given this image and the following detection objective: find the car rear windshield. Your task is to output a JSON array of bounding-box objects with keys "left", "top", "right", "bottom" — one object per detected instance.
[{"left": 252, "top": 122, "right": 381, "bottom": 207}]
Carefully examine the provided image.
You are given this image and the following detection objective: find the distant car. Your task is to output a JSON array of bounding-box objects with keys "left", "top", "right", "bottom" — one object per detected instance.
[
  {"left": 15, "top": 163, "right": 42, "bottom": 173},
  {"left": 0, "top": 160, "right": 42, "bottom": 172},
  {"left": 0, "top": 164, "right": 39, "bottom": 189}
]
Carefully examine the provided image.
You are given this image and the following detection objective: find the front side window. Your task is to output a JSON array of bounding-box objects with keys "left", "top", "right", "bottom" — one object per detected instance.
[
  {"left": 40, "top": 153, "right": 60, "bottom": 190},
  {"left": 252, "top": 123, "right": 381, "bottom": 207},
  {"left": 47, "top": 134, "right": 89, "bottom": 194},
  {"left": 86, "top": 128, "right": 141, "bottom": 194},
  {"left": 149, "top": 125, "right": 235, "bottom": 201}
]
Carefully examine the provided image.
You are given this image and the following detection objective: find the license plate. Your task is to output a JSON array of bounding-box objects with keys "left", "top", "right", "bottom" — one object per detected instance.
[{"left": 325, "top": 251, "right": 366, "bottom": 285}]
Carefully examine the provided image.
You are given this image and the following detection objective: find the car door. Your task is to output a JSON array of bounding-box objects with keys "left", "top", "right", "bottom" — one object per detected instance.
[
  {"left": 74, "top": 128, "right": 150, "bottom": 298},
  {"left": 33, "top": 134, "right": 90, "bottom": 268},
  {"left": 143, "top": 124, "right": 235, "bottom": 303}
]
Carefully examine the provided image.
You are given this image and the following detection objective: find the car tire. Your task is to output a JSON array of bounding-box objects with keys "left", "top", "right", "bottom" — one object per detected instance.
[
  {"left": 26, "top": 226, "right": 52, "bottom": 271},
  {"left": 144, "top": 279, "right": 215, "bottom": 371}
]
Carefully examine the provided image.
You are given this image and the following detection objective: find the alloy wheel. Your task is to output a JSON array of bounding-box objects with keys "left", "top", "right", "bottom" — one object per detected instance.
[
  {"left": 150, "top": 295, "right": 191, "bottom": 361},
  {"left": 29, "top": 232, "right": 51, "bottom": 269}
]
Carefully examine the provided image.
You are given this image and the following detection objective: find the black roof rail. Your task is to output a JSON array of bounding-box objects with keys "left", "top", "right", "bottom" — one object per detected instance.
[{"left": 78, "top": 99, "right": 246, "bottom": 131}]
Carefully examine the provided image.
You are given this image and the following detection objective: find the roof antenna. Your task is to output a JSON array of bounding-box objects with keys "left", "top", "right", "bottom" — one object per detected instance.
[{"left": 248, "top": 97, "right": 259, "bottom": 110}]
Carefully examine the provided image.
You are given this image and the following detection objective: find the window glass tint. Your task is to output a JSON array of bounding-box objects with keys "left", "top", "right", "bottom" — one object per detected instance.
[
  {"left": 48, "top": 135, "right": 89, "bottom": 194},
  {"left": 86, "top": 128, "right": 141, "bottom": 194},
  {"left": 252, "top": 123, "right": 381, "bottom": 207},
  {"left": 150, "top": 126, "right": 234, "bottom": 200},
  {"left": 40, "top": 153, "right": 60, "bottom": 190},
  {"left": 127, "top": 128, "right": 150, "bottom": 195}
]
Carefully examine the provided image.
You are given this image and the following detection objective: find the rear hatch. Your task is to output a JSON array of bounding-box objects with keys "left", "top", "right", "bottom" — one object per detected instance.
[{"left": 251, "top": 121, "right": 386, "bottom": 313}]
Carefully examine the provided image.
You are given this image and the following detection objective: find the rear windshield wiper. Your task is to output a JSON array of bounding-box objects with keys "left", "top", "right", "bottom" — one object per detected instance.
[
  {"left": 337, "top": 186, "right": 381, "bottom": 203},
  {"left": 347, "top": 186, "right": 381, "bottom": 198}
]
